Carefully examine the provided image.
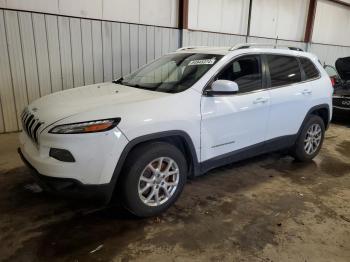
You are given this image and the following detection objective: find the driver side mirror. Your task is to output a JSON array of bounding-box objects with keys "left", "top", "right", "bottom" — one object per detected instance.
[{"left": 205, "top": 80, "right": 239, "bottom": 96}]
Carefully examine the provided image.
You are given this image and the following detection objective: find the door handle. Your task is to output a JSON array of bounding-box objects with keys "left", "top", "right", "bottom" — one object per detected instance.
[
  {"left": 253, "top": 97, "right": 269, "bottom": 104},
  {"left": 302, "top": 89, "right": 312, "bottom": 95}
]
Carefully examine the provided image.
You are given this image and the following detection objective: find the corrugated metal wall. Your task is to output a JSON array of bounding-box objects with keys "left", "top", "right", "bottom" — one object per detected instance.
[
  {"left": 182, "top": 30, "right": 308, "bottom": 50},
  {"left": 182, "top": 29, "right": 350, "bottom": 66},
  {"left": 0, "top": 0, "right": 179, "bottom": 28},
  {"left": 1, "top": 8, "right": 350, "bottom": 134},
  {"left": 308, "top": 43, "right": 350, "bottom": 66},
  {"left": 182, "top": 30, "right": 246, "bottom": 47},
  {"left": 0, "top": 9, "right": 180, "bottom": 133},
  {"left": 187, "top": 0, "right": 309, "bottom": 41}
]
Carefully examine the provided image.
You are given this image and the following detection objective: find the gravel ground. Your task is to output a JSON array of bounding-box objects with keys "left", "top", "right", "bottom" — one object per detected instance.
[{"left": 0, "top": 122, "right": 349, "bottom": 262}]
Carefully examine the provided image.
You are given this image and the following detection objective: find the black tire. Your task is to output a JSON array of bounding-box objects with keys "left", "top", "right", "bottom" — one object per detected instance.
[
  {"left": 121, "top": 142, "right": 187, "bottom": 217},
  {"left": 291, "top": 115, "right": 325, "bottom": 162}
]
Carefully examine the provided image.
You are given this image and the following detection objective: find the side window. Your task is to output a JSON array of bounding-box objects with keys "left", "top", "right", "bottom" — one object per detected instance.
[
  {"left": 300, "top": 57, "right": 320, "bottom": 80},
  {"left": 217, "top": 55, "right": 262, "bottom": 93},
  {"left": 267, "top": 55, "right": 301, "bottom": 87}
]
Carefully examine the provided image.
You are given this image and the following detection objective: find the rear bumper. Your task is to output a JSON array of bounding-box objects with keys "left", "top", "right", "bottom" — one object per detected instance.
[{"left": 18, "top": 148, "right": 114, "bottom": 204}]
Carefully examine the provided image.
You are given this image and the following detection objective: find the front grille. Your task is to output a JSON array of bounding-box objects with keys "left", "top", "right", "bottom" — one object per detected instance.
[{"left": 21, "top": 108, "right": 43, "bottom": 144}]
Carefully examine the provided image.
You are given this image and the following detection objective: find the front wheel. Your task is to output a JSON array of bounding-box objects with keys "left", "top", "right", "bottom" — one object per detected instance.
[
  {"left": 291, "top": 115, "right": 325, "bottom": 162},
  {"left": 121, "top": 142, "right": 187, "bottom": 217}
]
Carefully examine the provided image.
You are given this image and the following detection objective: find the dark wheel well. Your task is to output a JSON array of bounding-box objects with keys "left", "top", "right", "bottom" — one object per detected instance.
[
  {"left": 310, "top": 107, "right": 329, "bottom": 129},
  {"left": 111, "top": 135, "right": 196, "bottom": 202},
  {"left": 128, "top": 136, "right": 194, "bottom": 174},
  {"left": 115, "top": 134, "right": 197, "bottom": 185}
]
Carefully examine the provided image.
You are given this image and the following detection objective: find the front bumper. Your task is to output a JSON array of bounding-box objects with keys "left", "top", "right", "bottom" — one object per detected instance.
[
  {"left": 18, "top": 148, "right": 114, "bottom": 203},
  {"left": 333, "top": 96, "right": 350, "bottom": 113},
  {"left": 332, "top": 106, "right": 350, "bottom": 120},
  {"left": 18, "top": 126, "right": 129, "bottom": 203},
  {"left": 19, "top": 128, "right": 128, "bottom": 185},
  {"left": 333, "top": 106, "right": 350, "bottom": 112}
]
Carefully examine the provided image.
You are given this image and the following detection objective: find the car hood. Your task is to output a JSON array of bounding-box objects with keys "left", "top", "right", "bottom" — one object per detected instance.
[
  {"left": 27, "top": 83, "right": 168, "bottom": 125},
  {"left": 335, "top": 57, "right": 350, "bottom": 80}
]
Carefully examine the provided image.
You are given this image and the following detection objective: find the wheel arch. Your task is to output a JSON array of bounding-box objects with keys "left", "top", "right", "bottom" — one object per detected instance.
[
  {"left": 109, "top": 130, "right": 200, "bottom": 199},
  {"left": 298, "top": 104, "right": 330, "bottom": 135},
  {"left": 309, "top": 104, "right": 330, "bottom": 130}
]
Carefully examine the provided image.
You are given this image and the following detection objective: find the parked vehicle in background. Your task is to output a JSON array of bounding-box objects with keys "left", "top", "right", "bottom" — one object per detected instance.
[
  {"left": 325, "top": 57, "right": 350, "bottom": 115},
  {"left": 18, "top": 43, "right": 332, "bottom": 217}
]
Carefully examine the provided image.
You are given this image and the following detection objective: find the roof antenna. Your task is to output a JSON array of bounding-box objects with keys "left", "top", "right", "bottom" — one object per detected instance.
[{"left": 274, "top": 36, "right": 278, "bottom": 49}]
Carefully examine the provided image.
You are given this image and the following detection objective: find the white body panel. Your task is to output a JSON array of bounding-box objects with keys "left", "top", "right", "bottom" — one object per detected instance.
[
  {"left": 19, "top": 127, "right": 128, "bottom": 184},
  {"left": 266, "top": 56, "right": 332, "bottom": 140},
  {"left": 200, "top": 91, "right": 270, "bottom": 161},
  {"left": 19, "top": 46, "right": 332, "bottom": 186},
  {"left": 266, "top": 82, "right": 312, "bottom": 140}
]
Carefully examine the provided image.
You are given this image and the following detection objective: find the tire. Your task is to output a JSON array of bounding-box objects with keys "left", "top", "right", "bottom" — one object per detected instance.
[
  {"left": 291, "top": 115, "right": 325, "bottom": 162},
  {"left": 121, "top": 142, "right": 187, "bottom": 217}
]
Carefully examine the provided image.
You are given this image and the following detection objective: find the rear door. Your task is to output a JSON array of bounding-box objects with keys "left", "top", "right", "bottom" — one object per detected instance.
[{"left": 265, "top": 54, "right": 315, "bottom": 141}]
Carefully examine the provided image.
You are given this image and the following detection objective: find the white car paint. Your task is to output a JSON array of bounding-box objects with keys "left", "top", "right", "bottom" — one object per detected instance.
[
  {"left": 200, "top": 89, "right": 270, "bottom": 161},
  {"left": 19, "top": 46, "right": 332, "bottom": 187}
]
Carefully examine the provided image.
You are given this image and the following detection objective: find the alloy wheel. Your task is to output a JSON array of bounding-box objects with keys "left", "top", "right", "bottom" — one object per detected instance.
[
  {"left": 304, "top": 123, "right": 322, "bottom": 155},
  {"left": 138, "top": 157, "right": 180, "bottom": 207}
]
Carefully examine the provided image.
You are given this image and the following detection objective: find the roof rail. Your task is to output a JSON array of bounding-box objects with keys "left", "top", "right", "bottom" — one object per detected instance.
[
  {"left": 229, "top": 43, "right": 304, "bottom": 52},
  {"left": 176, "top": 46, "right": 208, "bottom": 51}
]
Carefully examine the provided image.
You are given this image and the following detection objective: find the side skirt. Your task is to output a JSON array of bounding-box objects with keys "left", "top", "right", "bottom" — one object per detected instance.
[{"left": 198, "top": 135, "right": 297, "bottom": 175}]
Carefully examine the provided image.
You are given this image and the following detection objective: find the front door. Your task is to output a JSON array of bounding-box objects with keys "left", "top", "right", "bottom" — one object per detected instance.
[{"left": 200, "top": 55, "right": 270, "bottom": 162}]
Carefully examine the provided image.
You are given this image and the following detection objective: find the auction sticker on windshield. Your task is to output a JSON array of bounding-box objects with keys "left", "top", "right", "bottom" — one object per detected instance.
[{"left": 188, "top": 57, "right": 216, "bottom": 66}]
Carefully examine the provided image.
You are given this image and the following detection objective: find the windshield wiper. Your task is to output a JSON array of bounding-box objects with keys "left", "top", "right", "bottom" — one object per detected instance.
[
  {"left": 126, "top": 83, "right": 149, "bottom": 89},
  {"left": 113, "top": 78, "right": 160, "bottom": 91},
  {"left": 113, "top": 78, "right": 144, "bottom": 89},
  {"left": 112, "top": 77, "right": 123, "bottom": 84}
]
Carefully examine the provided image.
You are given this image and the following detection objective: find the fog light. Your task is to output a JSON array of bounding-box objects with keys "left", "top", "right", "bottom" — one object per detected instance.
[{"left": 49, "top": 148, "right": 75, "bottom": 162}]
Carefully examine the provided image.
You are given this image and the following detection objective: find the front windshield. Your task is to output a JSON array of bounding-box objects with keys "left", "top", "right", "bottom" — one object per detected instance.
[{"left": 117, "top": 53, "right": 223, "bottom": 93}]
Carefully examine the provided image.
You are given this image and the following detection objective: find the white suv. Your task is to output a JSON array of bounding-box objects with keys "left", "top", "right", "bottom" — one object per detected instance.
[{"left": 18, "top": 44, "right": 332, "bottom": 217}]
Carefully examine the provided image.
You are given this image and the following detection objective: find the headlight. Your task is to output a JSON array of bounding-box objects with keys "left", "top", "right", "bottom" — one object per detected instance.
[{"left": 49, "top": 118, "right": 121, "bottom": 134}]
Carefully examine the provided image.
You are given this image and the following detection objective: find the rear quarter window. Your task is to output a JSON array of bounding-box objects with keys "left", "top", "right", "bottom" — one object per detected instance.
[{"left": 299, "top": 57, "right": 320, "bottom": 80}]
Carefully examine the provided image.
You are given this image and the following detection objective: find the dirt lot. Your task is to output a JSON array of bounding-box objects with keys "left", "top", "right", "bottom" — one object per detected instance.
[{"left": 0, "top": 123, "right": 349, "bottom": 262}]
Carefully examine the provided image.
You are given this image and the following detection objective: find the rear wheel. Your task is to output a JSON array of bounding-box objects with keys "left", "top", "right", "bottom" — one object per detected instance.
[
  {"left": 121, "top": 142, "right": 187, "bottom": 217},
  {"left": 291, "top": 115, "right": 325, "bottom": 162}
]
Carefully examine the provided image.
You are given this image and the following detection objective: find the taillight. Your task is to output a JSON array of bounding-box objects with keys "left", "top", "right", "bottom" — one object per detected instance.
[
  {"left": 329, "top": 77, "right": 335, "bottom": 95},
  {"left": 330, "top": 77, "right": 336, "bottom": 87}
]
